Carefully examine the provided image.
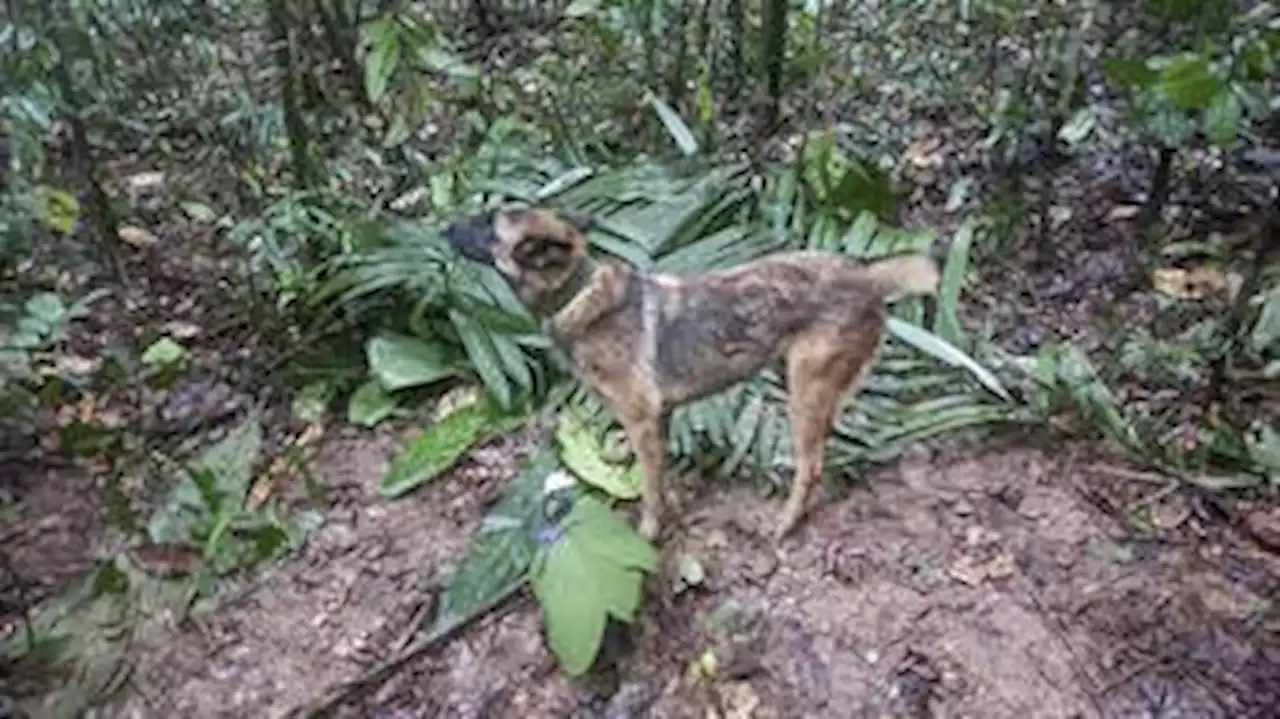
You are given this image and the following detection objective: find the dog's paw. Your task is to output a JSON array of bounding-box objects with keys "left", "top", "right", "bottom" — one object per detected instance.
[{"left": 772, "top": 507, "right": 803, "bottom": 542}]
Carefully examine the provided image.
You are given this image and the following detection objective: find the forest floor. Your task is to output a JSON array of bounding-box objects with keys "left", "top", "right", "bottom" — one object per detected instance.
[
  {"left": 4, "top": 122, "right": 1280, "bottom": 719},
  {"left": 8, "top": 422, "right": 1280, "bottom": 718}
]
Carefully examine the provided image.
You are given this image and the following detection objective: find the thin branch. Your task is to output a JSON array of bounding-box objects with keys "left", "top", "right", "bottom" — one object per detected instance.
[{"left": 287, "top": 576, "right": 530, "bottom": 718}]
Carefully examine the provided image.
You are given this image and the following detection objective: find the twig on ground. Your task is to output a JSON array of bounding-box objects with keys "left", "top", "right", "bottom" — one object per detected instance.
[{"left": 286, "top": 576, "right": 529, "bottom": 719}]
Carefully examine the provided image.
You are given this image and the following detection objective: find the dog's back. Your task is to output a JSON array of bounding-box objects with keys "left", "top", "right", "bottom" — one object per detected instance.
[{"left": 648, "top": 252, "right": 938, "bottom": 405}]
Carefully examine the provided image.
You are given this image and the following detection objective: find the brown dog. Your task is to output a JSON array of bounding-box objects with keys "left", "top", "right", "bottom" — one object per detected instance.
[{"left": 444, "top": 207, "right": 939, "bottom": 541}]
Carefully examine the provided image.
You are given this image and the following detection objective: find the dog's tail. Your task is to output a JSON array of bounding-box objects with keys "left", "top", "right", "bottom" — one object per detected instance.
[{"left": 859, "top": 254, "right": 940, "bottom": 300}]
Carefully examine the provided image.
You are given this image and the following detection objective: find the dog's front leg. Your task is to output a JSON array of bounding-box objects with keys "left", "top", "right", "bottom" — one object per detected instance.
[{"left": 616, "top": 410, "right": 666, "bottom": 541}]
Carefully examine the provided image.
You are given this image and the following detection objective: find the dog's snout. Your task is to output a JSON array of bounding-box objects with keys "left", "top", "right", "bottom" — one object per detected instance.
[{"left": 443, "top": 212, "right": 497, "bottom": 264}]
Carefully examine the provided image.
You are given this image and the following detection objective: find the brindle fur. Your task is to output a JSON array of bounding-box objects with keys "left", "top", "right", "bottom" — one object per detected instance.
[{"left": 444, "top": 207, "right": 940, "bottom": 541}]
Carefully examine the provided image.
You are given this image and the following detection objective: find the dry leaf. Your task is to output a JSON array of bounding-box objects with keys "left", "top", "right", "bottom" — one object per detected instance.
[
  {"left": 949, "top": 552, "right": 1017, "bottom": 585},
  {"left": 125, "top": 171, "right": 165, "bottom": 192},
  {"left": 118, "top": 225, "right": 159, "bottom": 247},
  {"left": 723, "top": 681, "right": 762, "bottom": 719},
  {"left": 1106, "top": 205, "right": 1141, "bottom": 222},
  {"left": 1152, "top": 267, "right": 1229, "bottom": 300}
]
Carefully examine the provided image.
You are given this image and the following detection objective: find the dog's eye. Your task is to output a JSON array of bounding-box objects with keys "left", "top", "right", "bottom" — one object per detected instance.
[{"left": 514, "top": 236, "right": 572, "bottom": 269}]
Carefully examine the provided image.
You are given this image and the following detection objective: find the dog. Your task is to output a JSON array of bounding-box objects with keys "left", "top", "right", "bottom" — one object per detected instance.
[{"left": 444, "top": 206, "right": 939, "bottom": 541}]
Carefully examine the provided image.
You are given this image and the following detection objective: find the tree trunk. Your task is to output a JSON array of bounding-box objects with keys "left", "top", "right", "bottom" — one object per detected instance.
[{"left": 761, "top": 0, "right": 788, "bottom": 129}]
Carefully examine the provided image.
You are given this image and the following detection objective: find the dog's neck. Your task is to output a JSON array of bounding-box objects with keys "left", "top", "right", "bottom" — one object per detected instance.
[{"left": 532, "top": 257, "right": 597, "bottom": 317}]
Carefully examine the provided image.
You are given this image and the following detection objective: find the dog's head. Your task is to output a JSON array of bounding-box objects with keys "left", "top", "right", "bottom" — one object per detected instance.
[{"left": 444, "top": 207, "right": 594, "bottom": 310}]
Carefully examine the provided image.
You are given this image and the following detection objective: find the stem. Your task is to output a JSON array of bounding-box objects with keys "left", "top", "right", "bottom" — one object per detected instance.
[
  {"left": 268, "top": 1, "right": 315, "bottom": 188},
  {"left": 1140, "top": 145, "right": 1175, "bottom": 232}
]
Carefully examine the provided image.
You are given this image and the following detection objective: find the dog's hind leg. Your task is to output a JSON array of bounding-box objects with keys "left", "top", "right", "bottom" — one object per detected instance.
[{"left": 775, "top": 321, "right": 883, "bottom": 540}]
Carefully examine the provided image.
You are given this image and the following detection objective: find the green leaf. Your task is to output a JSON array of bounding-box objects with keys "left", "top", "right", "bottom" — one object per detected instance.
[
  {"left": 24, "top": 292, "right": 65, "bottom": 329},
  {"left": 555, "top": 412, "right": 642, "bottom": 499},
  {"left": 1160, "top": 54, "right": 1221, "bottom": 111},
  {"left": 449, "top": 308, "right": 514, "bottom": 409},
  {"left": 934, "top": 219, "right": 976, "bottom": 347},
  {"left": 292, "top": 381, "right": 333, "bottom": 423},
  {"left": 1058, "top": 107, "right": 1097, "bottom": 146},
  {"left": 1104, "top": 57, "right": 1158, "bottom": 90},
  {"left": 366, "top": 333, "right": 459, "bottom": 391},
  {"left": 644, "top": 91, "right": 699, "bottom": 157},
  {"left": 380, "top": 396, "right": 497, "bottom": 497},
  {"left": 364, "top": 18, "right": 401, "bottom": 104},
  {"left": 531, "top": 495, "right": 656, "bottom": 675},
  {"left": 347, "top": 380, "right": 398, "bottom": 427},
  {"left": 886, "top": 318, "right": 1011, "bottom": 401},
  {"left": 1246, "top": 422, "right": 1280, "bottom": 482},
  {"left": 1251, "top": 286, "right": 1280, "bottom": 353},
  {"left": 141, "top": 337, "right": 187, "bottom": 366},
  {"left": 1204, "top": 89, "right": 1243, "bottom": 147},
  {"left": 563, "top": 497, "right": 659, "bottom": 574},
  {"left": 33, "top": 186, "right": 80, "bottom": 235},
  {"left": 432, "top": 447, "right": 553, "bottom": 633}
]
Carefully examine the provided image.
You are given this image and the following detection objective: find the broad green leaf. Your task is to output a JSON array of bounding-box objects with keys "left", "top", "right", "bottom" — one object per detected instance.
[
  {"left": 1104, "top": 57, "right": 1158, "bottom": 90},
  {"left": 644, "top": 91, "right": 699, "bottom": 157},
  {"left": 449, "top": 308, "right": 514, "bottom": 409},
  {"left": 432, "top": 447, "right": 552, "bottom": 633},
  {"left": 532, "top": 539, "right": 609, "bottom": 675},
  {"left": 1160, "top": 54, "right": 1221, "bottom": 111},
  {"left": 531, "top": 495, "right": 656, "bottom": 675},
  {"left": 1149, "top": 107, "right": 1197, "bottom": 148},
  {"left": 556, "top": 412, "right": 642, "bottom": 499},
  {"left": 934, "top": 219, "right": 976, "bottom": 347},
  {"left": 565, "top": 497, "right": 659, "bottom": 573},
  {"left": 141, "top": 337, "right": 187, "bottom": 366},
  {"left": 364, "top": 18, "right": 401, "bottom": 103},
  {"left": 380, "top": 396, "right": 498, "bottom": 497},
  {"left": 25, "top": 292, "right": 65, "bottom": 329},
  {"left": 366, "top": 333, "right": 459, "bottom": 391},
  {"left": 843, "top": 211, "right": 879, "bottom": 256},
  {"left": 1204, "top": 89, "right": 1243, "bottom": 146},
  {"left": 886, "top": 318, "right": 1010, "bottom": 401},
  {"left": 347, "top": 380, "right": 398, "bottom": 427}
]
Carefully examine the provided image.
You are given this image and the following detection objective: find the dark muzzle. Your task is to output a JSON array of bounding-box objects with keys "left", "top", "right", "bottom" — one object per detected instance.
[{"left": 442, "top": 211, "right": 498, "bottom": 264}]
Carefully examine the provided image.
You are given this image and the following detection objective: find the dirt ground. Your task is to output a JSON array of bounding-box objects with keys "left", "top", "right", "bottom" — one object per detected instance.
[{"left": 7, "top": 422, "right": 1272, "bottom": 719}]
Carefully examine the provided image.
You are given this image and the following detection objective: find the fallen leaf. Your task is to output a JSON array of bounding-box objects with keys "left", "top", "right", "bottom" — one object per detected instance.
[
  {"left": 1106, "top": 205, "right": 1141, "bottom": 221},
  {"left": 675, "top": 553, "right": 707, "bottom": 594},
  {"left": 1150, "top": 496, "right": 1191, "bottom": 530},
  {"left": 180, "top": 201, "right": 218, "bottom": 223},
  {"left": 125, "top": 171, "right": 165, "bottom": 193},
  {"left": 948, "top": 555, "right": 987, "bottom": 586},
  {"left": 1152, "top": 266, "right": 1229, "bottom": 300},
  {"left": 722, "top": 681, "right": 761, "bottom": 719},
  {"left": 691, "top": 648, "right": 719, "bottom": 681},
  {"left": 162, "top": 321, "right": 202, "bottom": 339},
  {"left": 949, "top": 552, "right": 1017, "bottom": 585},
  {"left": 118, "top": 225, "right": 159, "bottom": 247},
  {"left": 57, "top": 354, "right": 102, "bottom": 376}
]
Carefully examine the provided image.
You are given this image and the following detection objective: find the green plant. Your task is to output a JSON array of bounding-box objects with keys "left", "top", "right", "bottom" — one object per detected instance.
[{"left": 146, "top": 418, "right": 321, "bottom": 598}]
